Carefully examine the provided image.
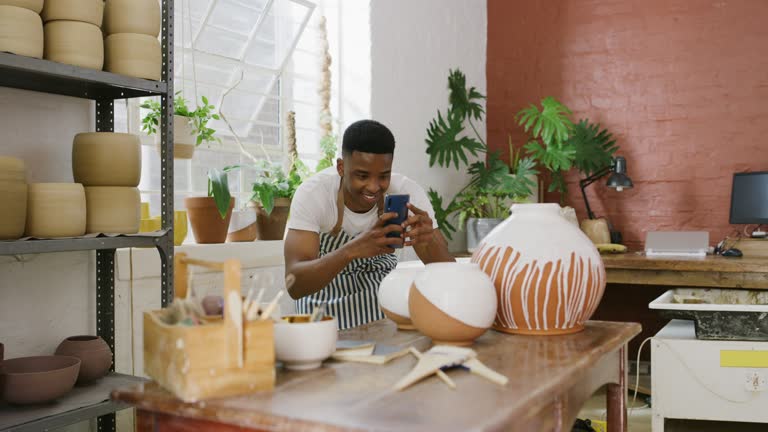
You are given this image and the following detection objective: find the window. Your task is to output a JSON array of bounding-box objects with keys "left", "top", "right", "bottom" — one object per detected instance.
[{"left": 124, "top": 0, "right": 331, "bottom": 221}]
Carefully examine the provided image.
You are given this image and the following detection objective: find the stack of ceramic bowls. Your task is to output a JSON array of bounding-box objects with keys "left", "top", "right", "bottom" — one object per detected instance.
[
  {"left": 103, "top": 0, "right": 161, "bottom": 80},
  {"left": 72, "top": 132, "right": 141, "bottom": 234},
  {"left": 0, "top": 156, "right": 29, "bottom": 240},
  {"left": 0, "top": 1, "right": 44, "bottom": 59},
  {"left": 41, "top": 0, "right": 105, "bottom": 70}
]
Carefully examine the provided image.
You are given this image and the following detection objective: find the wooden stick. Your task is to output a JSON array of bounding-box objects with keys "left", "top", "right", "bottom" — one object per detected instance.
[
  {"left": 464, "top": 358, "right": 508, "bottom": 386},
  {"left": 259, "top": 291, "right": 283, "bottom": 321},
  {"left": 408, "top": 347, "right": 455, "bottom": 389}
]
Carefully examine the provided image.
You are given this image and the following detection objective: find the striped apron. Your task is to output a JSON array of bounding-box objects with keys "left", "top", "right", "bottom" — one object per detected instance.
[{"left": 295, "top": 179, "right": 397, "bottom": 329}]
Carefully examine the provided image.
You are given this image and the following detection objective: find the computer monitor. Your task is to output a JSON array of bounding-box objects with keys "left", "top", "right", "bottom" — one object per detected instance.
[{"left": 729, "top": 171, "right": 768, "bottom": 224}]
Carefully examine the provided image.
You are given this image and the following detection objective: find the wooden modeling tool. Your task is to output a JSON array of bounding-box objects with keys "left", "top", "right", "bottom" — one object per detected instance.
[
  {"left": 409, "top": 347, "right": 455, "bottom": 389},
  {"left": 259, "top": 291, "right": 283, "bottom": 321}
]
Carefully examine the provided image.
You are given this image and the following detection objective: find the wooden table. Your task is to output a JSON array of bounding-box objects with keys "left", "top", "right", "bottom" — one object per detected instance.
[
  {"left": 602, "top": 253, "right": 768, "bottom": 289},
  {"left": 112, "top": 320, "right": 640, "bottom": 432}
]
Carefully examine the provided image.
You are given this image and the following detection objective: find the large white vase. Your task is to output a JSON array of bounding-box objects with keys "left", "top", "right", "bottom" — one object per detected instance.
[{"left": 471, "top": 203, "right": 606, "bottom": 335}]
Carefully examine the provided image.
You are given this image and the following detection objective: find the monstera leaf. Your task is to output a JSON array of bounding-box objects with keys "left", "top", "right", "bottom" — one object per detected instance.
[
  {"left": 428, "top": 189, "right": 458, "bottom": 240},
  {"left": 516, "top": 97, "right": 574, "bottom": 147},
  {"left": 567, "top": 119, "right": 618, "bottom": 176},
  {"left": 425, "top": 108, "right": 484, "bottom": 169},
  {"left": 448, "top": 69, "right": 485, "bottom": 122}
]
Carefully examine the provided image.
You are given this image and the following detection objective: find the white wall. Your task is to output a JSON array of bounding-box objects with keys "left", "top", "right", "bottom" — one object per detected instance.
[{"left": 370, "top": 0, "right": 487, "bottom": 252}]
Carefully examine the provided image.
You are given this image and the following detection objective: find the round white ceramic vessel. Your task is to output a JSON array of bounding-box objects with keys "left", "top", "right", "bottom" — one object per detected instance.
[{"left": 274, "top": 316, "right": 338, "bottom": 371}]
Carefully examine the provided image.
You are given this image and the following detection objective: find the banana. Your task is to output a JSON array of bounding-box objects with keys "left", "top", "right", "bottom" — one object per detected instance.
[{"left": 596, "top": 243, "right": 627, "bottom": 254}]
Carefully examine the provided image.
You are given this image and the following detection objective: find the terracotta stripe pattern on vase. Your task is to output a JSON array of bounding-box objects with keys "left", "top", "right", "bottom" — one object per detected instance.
[{"left": 471, "top": 203, "right": 606, "bottom": 335}]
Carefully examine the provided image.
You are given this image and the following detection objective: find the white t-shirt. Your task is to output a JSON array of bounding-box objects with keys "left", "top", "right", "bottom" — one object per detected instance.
[{"left": 287, "top": 167, "right": 437, "bottom": 237}]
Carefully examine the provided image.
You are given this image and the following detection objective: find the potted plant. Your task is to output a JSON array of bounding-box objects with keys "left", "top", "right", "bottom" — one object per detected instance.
[
  {"left": 185, "top": 167, "right": 235, "bottom": 244},
  {"left": 140, "top": 92, "right": 221, "bottom": 159},
  {"left": 425, "top": 69, "right": 538, "bottom": 250},
  {"left": 248, "top": 159, "right": 305, "bottom": 240}
]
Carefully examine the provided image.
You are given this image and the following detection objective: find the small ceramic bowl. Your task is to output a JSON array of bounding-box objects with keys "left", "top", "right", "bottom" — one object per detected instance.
[
  {"left": 0, "top": 355, "right": 80, "bottom": 404},
  {"left": 274, "top": 315, "right": 337, "bottom": 370},
  {"left": 54, "top": 335, "right": 112, "bottom": 384}
]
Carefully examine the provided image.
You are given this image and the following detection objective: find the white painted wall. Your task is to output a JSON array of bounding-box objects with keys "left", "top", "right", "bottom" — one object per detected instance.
[{"left": 370, "top": 0, "right": 487, "bottom": 253}]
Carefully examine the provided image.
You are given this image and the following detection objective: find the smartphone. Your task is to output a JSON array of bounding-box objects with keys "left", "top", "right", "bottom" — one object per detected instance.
[{"left": 383, "top": 193, "right": 410, "bottom": 248}]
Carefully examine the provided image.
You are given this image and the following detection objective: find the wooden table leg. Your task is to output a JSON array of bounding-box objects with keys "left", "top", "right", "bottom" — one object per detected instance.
[{"left": 606, "top": 345, "right": 627, "bottom": 432}]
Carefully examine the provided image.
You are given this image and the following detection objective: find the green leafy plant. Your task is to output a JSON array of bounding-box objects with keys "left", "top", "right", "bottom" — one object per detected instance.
[
  {"left": 248, "top": 160, "right": 305, "bottom": 215},
  {"left": 315, "top": 134, "right": 338, "bottom": 172},
  {"left": 207, "top": 167, "right": 235, "bottom": 219},
  {"left": 425, "top": 69, "right": 538, "bottom": 240},
  {"left": 516, "top": 98, "right": 619, "bottom": 196},
  {"left": 141, "top": 92, "right": 222, "bottom": 146}
]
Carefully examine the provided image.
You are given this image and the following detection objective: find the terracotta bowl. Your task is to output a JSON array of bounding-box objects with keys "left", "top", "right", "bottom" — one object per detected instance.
[
  {"left": 409, "top": 262, "right": 497, "bottom": 346},
  {"left": 72, "top": 132, "right": 141, "bottom": 187},
  {"left": 54, "top": 336, "right": 112, "bottom": 385},
  {"left": 274, "top": 315, "right": 337, "bottom": 370},
  {"left": 378, "top": 266, "right": 424, "bottom": 330},
  {"left": 0, "top": 5, "right": 43, "bottom": 59},
  {"left": 0, "top": 355, "right": 80, "bottom": 404}
]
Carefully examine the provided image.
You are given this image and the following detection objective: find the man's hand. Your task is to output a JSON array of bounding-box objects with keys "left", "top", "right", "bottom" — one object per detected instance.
[
  {"left": 345, "top": 212, "right": 404, "bottom": 260},
  {"left": 402, "top": 203, "right": 435, "bottom": 247}
]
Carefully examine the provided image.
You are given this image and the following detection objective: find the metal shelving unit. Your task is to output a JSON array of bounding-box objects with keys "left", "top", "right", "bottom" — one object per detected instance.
[{"left": 0, "top": 1, "right": 174, "bottom": 431}]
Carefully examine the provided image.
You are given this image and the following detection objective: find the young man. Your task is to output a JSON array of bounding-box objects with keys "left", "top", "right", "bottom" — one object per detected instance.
[{"left": 284, "top": 119, "right": 454, "bottom": 329}]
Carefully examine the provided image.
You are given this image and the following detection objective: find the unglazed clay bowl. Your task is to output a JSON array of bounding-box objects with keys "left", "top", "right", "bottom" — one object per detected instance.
[
  {"left": 0, "top": 355, "right": 80, "bottom": 404},
  {"left": 43, "top": 21, "right": 104, "bottom": 70},
  {"left": 84, "top": 186, "right": 140, "bottom": 234},
  {"left": 103, "top": 0, "right": 160, "bottom": 37},
  {"left": 409, "top": 262, "right": 497, "bottom": 346},
  {"left": 379, "top": 267, "right": 423, "bottom": 330},
  {"left": 274, "top": 315, "right": 337, "bottom": 371},
  {"left": 0, "top": 0, "right": 43, "bottom": 13},
  {"left": 42, "top": 0, "right": 104, "bottom": 26},
  {"left": 0, "top": 156, "right": 26, "bottom": 183},
  {"left": 54, "top": 335, "right": 112, "bottom": 384},
  {"left": 72, "top": 132, "right": 141, "bottom": 187},
  {"left": 25, "top": 183, "right": 86, "bottom": 238},
  {"left": 104, "top": 33, "right": 161, "bottom": 80},
  {"left": 0, "top": 5, "right": 43, "bottom": 59}
]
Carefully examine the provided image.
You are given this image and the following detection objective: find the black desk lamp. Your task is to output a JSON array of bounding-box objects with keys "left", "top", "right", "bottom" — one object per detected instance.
[{"left": 579, "top": 156, "right": 633, "bottom": 242}]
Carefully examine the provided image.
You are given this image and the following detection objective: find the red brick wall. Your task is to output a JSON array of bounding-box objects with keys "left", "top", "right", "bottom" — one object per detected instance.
[{"left": 487, "top": 0, "right": 768, "bottom": 249}]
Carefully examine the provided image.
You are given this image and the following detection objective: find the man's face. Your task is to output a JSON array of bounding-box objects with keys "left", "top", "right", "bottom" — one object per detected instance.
[{"left": 337, "top": 151, "right": 393, "bottom": 212}]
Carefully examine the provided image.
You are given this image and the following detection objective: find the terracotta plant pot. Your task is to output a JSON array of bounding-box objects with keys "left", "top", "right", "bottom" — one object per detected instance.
[
  {"left": 54, "top": 335, "right": 112, "bottom": 384},
  {"left": 254, "top": 198, "right": 290, "bottom": 241},
  {"left": 409, "top": 263, "right": 497, "bottom": 346},
  {"left": 378, "top": 267, "right": 424, "bottom": 330},
  {"left": 154, "top": 115, "right": 197, "bottom": 159},
  {"left": 0, "top": 5, "right": 43, "bottom": 59},
  {"left": 72, "top": 132, "right": 141, "bottom": 187},
  {"left": 103, "top": 0, "right": 160, "bottom": 37},
  {"left": 42, "top": 0, "right": 104, "bottom": 26},
  {"left": 227, "top": 208, "right": 258, "bottom": 242},
  {"left": 84, "top": 186, "right": 140, "bottom": 234},
  {"left": 0, "top": 0, "right": 43, "bottom": 13},
  {"left": 44, "top": 20, "right": 104, "bottom": 70},
  {"left": 185, "top": 197, "right": 234, "bottom": 244},
  {"left": 0, "top": 355, "right": 80, "bottom": 404},
  {"left": 26, "top": 183, "right": 86, "bottom": 238},
  {"left": 104, "top": 33, "right": 161, "bottom": 81},
  {"left": 471, "top": 203, "right": 606, "bottom": 335}
]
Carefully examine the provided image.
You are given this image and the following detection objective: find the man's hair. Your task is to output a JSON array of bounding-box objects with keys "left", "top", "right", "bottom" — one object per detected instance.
[{"left": 342, "top": 120, "right": 395, "bottom": 156}]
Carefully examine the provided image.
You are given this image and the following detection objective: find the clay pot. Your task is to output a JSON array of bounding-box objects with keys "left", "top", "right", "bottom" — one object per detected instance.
[
  {"left": 104, "top": 33, "right": 161, "bottom": 80},
  {"left": 42, "top": 0, "right": 104, "bottom": 26},
  {"left": 26, "top": 183, "right": 86, "bottom": 238},
  {"left": 0, "top": 156, "right": 26, "bottom": 183},
  {"left": 227, "top": 208, "right": 258, "bottom": 242},
  {"left": 409, "top": 263, "right": 497, "bottom": 346},
  {"left": 471, "top": 203, "right": 606, "bottom": 335},
  {"left": 72, "top": 132, "right": 141, "bottom": 187},
  {"left": 44, "top": 21, "right": 104, "bottom": 70},
  {"left": 580, "top": 218, "right": 611, "bottom": 245},
  {"left": 0, "top": 355, "right": 80, "bottom": 404},
  {"left": 274, "top": 315, "right": 338, "bottom": 370},
  {"left": 185, "top": 197, "right": 234, "bottom": 244},
  {"left": 253, "top": 198, "right": 290, "bottom": 241},
  {"left": 0, "top": 181, "right": 27, "bottom": 240},
  {"left": 0, "top": 0, "right": 43, "bottom": 13},
  {"left": 84, "top": 187, "right": 140, "bottom": 234},
  {"left": 0, "top": 5, "right": 43, "bottom": 59},
  {"left": 378, "top": 267, "right": 423, "bottom": 330},
  {"left": 103, "top": 0, "right": 160, "bottom": 37},
  {"left": 154, "top": 115, "right": 197, "bottom": 159},
  {"left": 54, "top": 336, "right": 112, "bottom": 384}
]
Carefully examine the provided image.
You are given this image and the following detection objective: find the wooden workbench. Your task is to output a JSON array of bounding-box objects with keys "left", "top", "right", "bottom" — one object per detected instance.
[
  {"left": 602, "top": 253, "right": 768, "bottom": 289},
  {"left": 112, "top": 320, "right": 641, "bottom": 432}
]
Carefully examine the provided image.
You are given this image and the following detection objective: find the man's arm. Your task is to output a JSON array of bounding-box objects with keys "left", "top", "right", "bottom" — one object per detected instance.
[
  {"left": 284, "top": 213, "right": 405, "bottom": 299},
  {"left": 403, "top": 203, "right": 455, "bottom": 264}
]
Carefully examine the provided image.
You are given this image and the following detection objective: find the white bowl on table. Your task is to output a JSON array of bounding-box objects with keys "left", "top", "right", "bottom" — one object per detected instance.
[{"left": 274, "top": 315, "right": 337, "bottom": 371}]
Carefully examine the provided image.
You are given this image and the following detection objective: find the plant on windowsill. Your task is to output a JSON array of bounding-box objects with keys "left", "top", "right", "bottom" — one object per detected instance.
[
  {"left": 425, "top": 69, "right": 539, "bottom": 251},
  {"left": 140, "top": 92, "right": 221, "bottom": 160},
  {"left": 185, "top": 167, "right": 235, "bottom": 244}
]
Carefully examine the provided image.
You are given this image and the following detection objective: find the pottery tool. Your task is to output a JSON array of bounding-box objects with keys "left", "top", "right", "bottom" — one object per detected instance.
[
  {"left": 429, "top": 345, "right": 508, "bottom": 386},
  {"left": 242, "top": 285, "right": 256, "bottom": 314},
  {"left": 284, "top": 273, "right": 296, "bottom": 292},
  {"left": 245, "top": 288, "right": 266, "bottom": 321},
  {"left": 310, "top": 303, "right": 326, "bottom": 322},
  {"left": 226, "top": 291, "right": 244, "bottom": 368},
  {"left": 394, "top": 346, "right": 470, "bottom": 391},
  {"left": 410, "top": 347, "right": 455, "bottom": 389},
  {"left": 259, "top": 291, "right": 283, "bottom": 321}
]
